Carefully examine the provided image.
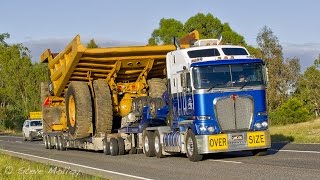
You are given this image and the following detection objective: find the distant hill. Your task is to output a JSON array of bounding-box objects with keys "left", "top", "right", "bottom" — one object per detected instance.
[
  {"left": 282, "top": 43, "right": 320, "bottom": 71},
  {"left": 22, "top": 37, "right": 144, "bottom": 63},
  {"left": 23, "top": 37, "right": 319, "bottom": 72}
]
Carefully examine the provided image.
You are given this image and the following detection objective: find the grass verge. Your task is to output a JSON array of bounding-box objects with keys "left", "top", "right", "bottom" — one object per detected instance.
[
  {"left": 270, "top": 118, "right": 320, "bottom": 143},
  {"left": 0, "top": 152, "right": 104, "bottom": 180}
]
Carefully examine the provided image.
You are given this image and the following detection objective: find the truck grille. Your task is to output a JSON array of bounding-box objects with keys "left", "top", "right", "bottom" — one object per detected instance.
[{"left": 214, "top": 96, "right": 253, "bottom": 131}]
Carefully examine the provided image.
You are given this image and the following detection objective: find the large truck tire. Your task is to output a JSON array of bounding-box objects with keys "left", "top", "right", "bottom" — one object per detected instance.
[
  {"left": 42, "top": 106, "right": 64, "bottom": 133},
  {"left": 147, "top": 78, "right": 166, "bottom": 98},
  {"left": 186, "top": 129, "right": 203, "bottom": 162},
  {"left": 40, "top": 82, "right": 50, "bottom": 104},
  {"left": 143, "top": 130, "right": 155, "bottom": 157},
  {"left": 66, "top": 81, "right": 92, "bottom": 139},
  {"left": 93, "top": 79, "right": 113, "bottom": 135},
  {"left": 130, "top": 96, "right": 151, "bottom": 116}
]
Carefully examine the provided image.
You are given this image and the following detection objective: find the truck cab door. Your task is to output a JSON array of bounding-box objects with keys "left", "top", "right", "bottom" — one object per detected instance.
[{"left": 180, "top": 72, "right": 193, "bottom": 116}]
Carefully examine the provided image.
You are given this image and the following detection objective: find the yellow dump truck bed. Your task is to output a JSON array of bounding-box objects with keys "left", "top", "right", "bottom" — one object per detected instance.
[
  {"left": 40, "top": 31, "right": 199, "bottom": 97},
  {"left": 40, "top": 35, "right": 177, "bottom": 96}
]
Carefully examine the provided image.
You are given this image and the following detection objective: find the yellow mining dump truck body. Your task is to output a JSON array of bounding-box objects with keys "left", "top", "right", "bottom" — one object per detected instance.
[{"left": 40, "top": 31, "right": 199, "bottom": 137}]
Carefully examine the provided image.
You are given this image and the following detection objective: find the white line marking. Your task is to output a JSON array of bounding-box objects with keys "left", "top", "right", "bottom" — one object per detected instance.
[
  {"left": 0, "top": 135, "right": 23, "bottom": 139},
  {"left": 270, "top": 149, "right": 320, "bottom": 154},
  {"left": 208, "top": 159, "right": 243, "bottom": 164},
  {"left": 0, "top": 149, "right": 153, "bottom": 180}
]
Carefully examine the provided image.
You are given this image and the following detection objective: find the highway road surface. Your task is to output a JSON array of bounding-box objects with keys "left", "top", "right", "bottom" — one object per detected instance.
[{"left": 1, "top": 135, "right": 320, "bottom": 180}]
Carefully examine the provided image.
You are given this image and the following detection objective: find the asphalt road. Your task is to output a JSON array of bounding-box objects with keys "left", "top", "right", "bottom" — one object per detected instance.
[{"left": 1, "top": 135, "right": 320, "bottom": 180}]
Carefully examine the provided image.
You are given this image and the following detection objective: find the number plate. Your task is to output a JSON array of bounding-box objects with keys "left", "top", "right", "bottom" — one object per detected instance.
[
  {"left": 247, "top": 131, "right": 266, "bottom": 147},
  {"left": 208, "top": 134, "right": 228, "bottom": 150}
]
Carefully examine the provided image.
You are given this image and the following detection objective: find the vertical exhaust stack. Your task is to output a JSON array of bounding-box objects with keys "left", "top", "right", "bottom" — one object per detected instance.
[{"left": 173, "top": 37, "right": 181, "bottom": 50}]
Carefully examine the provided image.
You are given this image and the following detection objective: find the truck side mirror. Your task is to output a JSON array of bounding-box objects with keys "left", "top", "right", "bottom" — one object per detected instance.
[
  {"left": 180, "top": 72, "right": 191, "bottom": 92},
  {"left": 264, "top": 66, "right": 269, "bottom": 85},
  {"left": 180, "top": 73, "right": 187, "bottom": 88}
]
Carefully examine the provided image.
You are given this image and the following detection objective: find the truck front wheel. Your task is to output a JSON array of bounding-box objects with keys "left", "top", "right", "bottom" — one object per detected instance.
[{"left": 186, "top": 130, "right": 203, "bottom": 162}]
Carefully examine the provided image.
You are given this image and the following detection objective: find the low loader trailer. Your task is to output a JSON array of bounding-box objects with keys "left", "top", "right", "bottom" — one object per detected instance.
[{"left": 41, "top": 31, "right": 270, "bottom": 161}]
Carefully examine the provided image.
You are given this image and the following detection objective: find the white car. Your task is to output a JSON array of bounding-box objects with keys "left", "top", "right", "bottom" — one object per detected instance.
[{"left": 22, "top": 119, "right": 43, "bottom": 141}]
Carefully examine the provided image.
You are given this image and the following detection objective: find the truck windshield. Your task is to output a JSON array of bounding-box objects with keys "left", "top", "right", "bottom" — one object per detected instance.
[
  {"left": 192, "top": 63, "right": 265, "bottom": 89},
  {"left": 30, "top": 120, "right": 42, "bottom": 126}
]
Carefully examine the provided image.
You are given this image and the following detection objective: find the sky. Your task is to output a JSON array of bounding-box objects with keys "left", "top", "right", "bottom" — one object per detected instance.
[{"left": 1, "top": 0, "right": 320, "bottom": 71}]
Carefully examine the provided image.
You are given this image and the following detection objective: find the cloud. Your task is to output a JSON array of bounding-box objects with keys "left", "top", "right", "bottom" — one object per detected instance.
[
  {"left": 23, "top": 37, "right": 144, "bottom": 62},
  {"left": 282, "top": 43, "right": 320, "bottom": 72}
]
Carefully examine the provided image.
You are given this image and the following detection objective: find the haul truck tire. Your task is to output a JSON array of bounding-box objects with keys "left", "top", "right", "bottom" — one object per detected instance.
[
  {"left": 66, "top": 81, "right": 92, "bottom": 139},
  {"left": 135, "top": 97, "right": 151, "bottom": 116},
  {"left": 93, "top": 80, "right": 113, "bottom": 135},
  {"left": 149, "top": 98, "right": 166, "bottom": 119},
  {"left": 148, "top": 78, "right": 166, "bottom": 98}
]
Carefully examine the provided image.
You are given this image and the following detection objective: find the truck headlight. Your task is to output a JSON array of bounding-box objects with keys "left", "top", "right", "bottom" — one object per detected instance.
[
  {"left": 261, "top": 121, "right": 268, "bottom": 128},
  {"left": 199, "top": 125, "right": 207, "bottom": 132},
  {"left": 254, "top": 123, "right": 262, "bottom": 129},
  {"left": 207, "top": 126, "right": 215, "bottom": 133}
]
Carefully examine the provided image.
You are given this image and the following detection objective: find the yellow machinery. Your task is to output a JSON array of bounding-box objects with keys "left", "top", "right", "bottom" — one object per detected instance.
[{"left": 40, "top": 31, "right": 199, "bottom": 137}]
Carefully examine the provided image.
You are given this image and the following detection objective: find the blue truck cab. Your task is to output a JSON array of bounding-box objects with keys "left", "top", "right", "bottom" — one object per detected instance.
[{"left": 142, "top": 39, "right": 271, "bottom": 161}]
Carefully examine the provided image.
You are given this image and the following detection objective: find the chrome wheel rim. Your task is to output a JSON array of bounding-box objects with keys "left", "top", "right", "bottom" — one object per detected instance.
[
  {"left": 55, "top": 137, "right": 58, "bottom": 148},
  {"left": 103, "top": 142, "right": 106, "bottom": 152},
  {"left": 59, "top": 137, "right": 63, "bottom": 149},
  {"left": 154, "top": 135, "right": 160, "bottom": 153},
  {"left": 144, "top": 136, "right": 149, "bottom": 152},
  {"left": 44, "top": 136, "right": 47, "bottom": 147},
  {"left": 187, "top": 137, "right": 194, "bottom": 156},
  {"left": 110, "top": 142, "right": 113, "bottom": 154}
]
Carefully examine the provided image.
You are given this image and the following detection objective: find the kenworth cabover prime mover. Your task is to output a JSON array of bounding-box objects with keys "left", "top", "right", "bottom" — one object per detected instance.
[{"left": 41, "top": 31, "right": 270, "bottom": 161}]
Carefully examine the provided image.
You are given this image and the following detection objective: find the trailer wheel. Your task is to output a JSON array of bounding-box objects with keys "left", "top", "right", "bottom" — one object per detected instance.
[
  {"left": 93, "top": 80, "right": 113, "bottom": 135},
  {"left": 149, "top": 98, "right": 166, "bottom": 119},
  {"left": 54, "top": 136, "right": 60, "bottom": 150},
  {"left": 117, "top": 137, "right": 125, "bottom": 155},
  {"left": 154, "top": 131, "right": 165, "bottom": 158},
  {"left": 66, "top": 81, "right": 92, "bottom": 139},
  {"left": 44, "top": 135, "right": 49, "bottom": 149},
  {"left": 186, "top": 130, "right": 203, "bottom": 162},
  {"left": 148, "top": 78, "right": 167, "bottom": 98},
  {"left": 47, "top": 136, "right": 53, "bottom": 149},
  {"left": 252, "top": 149, "right": 268, "bottom": 156},
  {"left": 103, "top": 139, "right": 110, "bottom": 155},
  {"left": 58, "top": 136, "right": 66, "bottom": 151},
  {"left": 110, "top": 138, "right": 118, "bottom": 156},
  {"left": 143, "top": 131, "right": 155, "bottom": 157}
]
